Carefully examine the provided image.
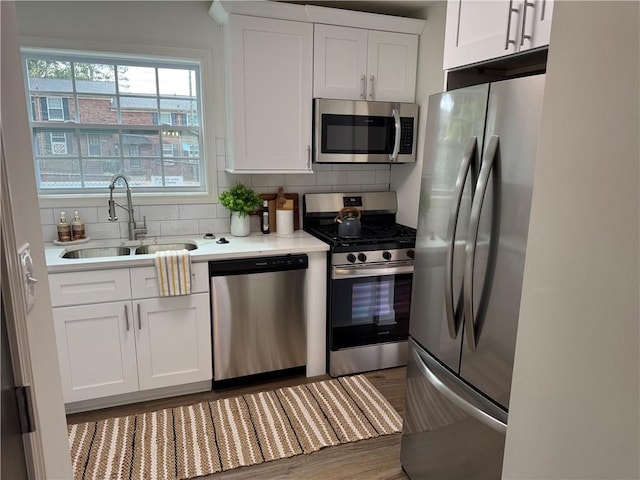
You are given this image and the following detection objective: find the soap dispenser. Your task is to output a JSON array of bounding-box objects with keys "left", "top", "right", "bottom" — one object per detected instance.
[
  {"left": 57, "top": 212, "right": 72, "bottom": 242},
  {"left": 71, "top": 211, "right": 86, "bottom": 240}
]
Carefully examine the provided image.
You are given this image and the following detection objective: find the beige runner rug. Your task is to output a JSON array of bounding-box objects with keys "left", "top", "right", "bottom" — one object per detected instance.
[{"left": 68, "top": 375, "right": 402, "bottom": 480}]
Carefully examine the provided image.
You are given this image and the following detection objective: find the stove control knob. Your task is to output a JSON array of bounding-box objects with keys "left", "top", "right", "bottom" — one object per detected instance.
[
  {"left": 357, "top": 253, "right": 367, "bottom": 263},
  {"left": 407, "top": 249, "right": 415, "bottom": 259},
  {"left": 383, "top": 251, "right": 392, "bottom": 261},
  {"left": 347, "top": 254, "right": 357, "bottom": 263}
]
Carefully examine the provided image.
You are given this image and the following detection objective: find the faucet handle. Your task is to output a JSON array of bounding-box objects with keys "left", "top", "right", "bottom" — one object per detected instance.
[{"left": 134, "top": 216, "right": 148, "bottom": 238}]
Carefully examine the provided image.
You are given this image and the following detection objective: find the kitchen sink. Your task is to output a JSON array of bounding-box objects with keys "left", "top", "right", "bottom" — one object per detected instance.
[
  {"left": 134, "top": 242, "right": 198, "bottom": 254},
  {"left": 62, "top": 246, "right": 132, "bottom": 259}
]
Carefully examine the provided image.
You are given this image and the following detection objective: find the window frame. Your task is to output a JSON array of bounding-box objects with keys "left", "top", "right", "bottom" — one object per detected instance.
[{"left": 20, "top": 44, "right": 217, "bottom": 207}]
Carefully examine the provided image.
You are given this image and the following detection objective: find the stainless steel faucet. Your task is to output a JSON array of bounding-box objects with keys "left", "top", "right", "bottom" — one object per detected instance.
[{"left": 107, "top": 174, "right": 147, "bottom": 240}]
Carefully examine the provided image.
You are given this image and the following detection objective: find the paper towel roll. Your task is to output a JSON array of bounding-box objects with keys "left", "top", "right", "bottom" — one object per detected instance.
[{"left": 276, "top": 209, "right": 294, "bottom": 235}]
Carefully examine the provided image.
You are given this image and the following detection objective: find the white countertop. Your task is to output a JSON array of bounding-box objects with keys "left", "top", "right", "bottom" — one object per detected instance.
[{"left": 45, "top": 230, "right": 329, "bottom": 273}]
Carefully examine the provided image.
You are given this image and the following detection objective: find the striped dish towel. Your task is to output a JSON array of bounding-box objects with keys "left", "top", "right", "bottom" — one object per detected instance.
[{"left": 154, "top": 249, "right": 192, "bottom": 296}]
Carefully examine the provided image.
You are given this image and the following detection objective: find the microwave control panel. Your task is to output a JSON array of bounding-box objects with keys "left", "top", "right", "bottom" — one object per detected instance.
[{"left": 399, "top": 118, "right": 415, "bottom": 154}]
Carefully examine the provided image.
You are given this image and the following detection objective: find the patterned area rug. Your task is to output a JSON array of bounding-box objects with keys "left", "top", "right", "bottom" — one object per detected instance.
[{"left": 68, "top": 375, "right": 403, "bottom": 480}]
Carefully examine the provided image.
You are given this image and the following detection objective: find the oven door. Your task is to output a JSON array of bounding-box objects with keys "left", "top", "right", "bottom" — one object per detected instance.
[{"left": 330, "top": 262, "right": 414, "bottom": 350}]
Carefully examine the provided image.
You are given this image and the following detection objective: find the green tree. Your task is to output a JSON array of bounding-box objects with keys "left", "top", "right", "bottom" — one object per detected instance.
[{"left": 26, "top": 59, "right": 122, "bottom": 81}]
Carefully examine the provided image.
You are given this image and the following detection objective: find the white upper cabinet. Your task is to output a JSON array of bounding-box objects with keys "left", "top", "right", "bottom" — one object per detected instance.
[
  {"left": 224, "top": 14, "right": 313, "bottom": 173},
  {"left": 314, "top": 25, "right": 419, "bottom": 103},
  {"left": 443, "top": 0, "right": 554, "bottom": 70}
]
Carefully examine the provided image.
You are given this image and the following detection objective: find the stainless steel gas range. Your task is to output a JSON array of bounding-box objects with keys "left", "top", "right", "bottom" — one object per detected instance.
[{"left": 303, "top": 191, "right": 416, "bottom": 377}]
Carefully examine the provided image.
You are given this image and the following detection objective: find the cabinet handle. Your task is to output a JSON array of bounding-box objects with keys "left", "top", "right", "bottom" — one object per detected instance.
[
  {"left": 520, "top": 1, "right": 534, "bottom": 45},
  {"left": 137, "top": 303, "right": 141, "bottom": 330},
  {"left": 307, "top": 145, "right": 311, "bottom": 169},
  {"left": 504, "top": 0, "right": 519, "bottom": 50},
  {"left": 124, "top": 304, "right": 130, "bottom": 331},
  {"left": 360, "top": 74, "right": 366, "bottom": 99},
  {"left": 368, "top": 74, "right": 375, "bottom": 99}
]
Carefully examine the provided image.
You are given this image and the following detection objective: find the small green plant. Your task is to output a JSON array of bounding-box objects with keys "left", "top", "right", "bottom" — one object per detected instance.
[{"left": 218, "top": 182, "right": 261, "bottom": 216}]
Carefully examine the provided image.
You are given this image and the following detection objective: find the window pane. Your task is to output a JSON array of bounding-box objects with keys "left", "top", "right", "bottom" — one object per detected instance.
[
  {"left": 120, "top": 96, "right": 158, "bottom": 125},
  {"left": 122, "top": 131, "right": 160, "bottom": 157},
  {"left": 83, "top": 158, "right": 123, "bottom": 187},
  {"left": 120, "top": 158, "right": 162, "bottom": 187},
  {"left": 26, "top": 59, "right": 73, "bottom": 92},
  {"left": 77, "top": 95, "right": 118, "bottom": 124},
  {"left": 74, "top": 63, "right": 116, "bottom": 94},
  {"left": 118, "top": 65, "right": 156, "bottom": 95},
  {"left": 161, "top": 130, "right": 200, "bottom": 157},
  {"left": 36, "top": 158, "right": 81, "bottom": 189},
  {"left": 159, "top": 99, "right": 198, "bottom": 126},
  {"left": 79, "top": 131, "right": 119, "bottom": 158},
  {"left": 33, "top": 130, "right": 77, "bottom": 157},
  {"left": 31, "top": 95, "right": 73, "bottom": 123},
  {"left": 158, "top": 68, "right": 196, "bottom": 96}
]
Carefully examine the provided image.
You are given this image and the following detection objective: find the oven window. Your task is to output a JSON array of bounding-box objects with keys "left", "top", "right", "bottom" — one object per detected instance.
[
  {"left": 331, "top": 273, "right": 412, "bottom": 349},
  {"left": 322, "top": 114, "right": 392, "bottom": 154}
]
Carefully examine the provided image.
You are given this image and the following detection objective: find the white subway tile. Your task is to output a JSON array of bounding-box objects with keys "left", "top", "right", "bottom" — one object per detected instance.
[
  {"left": 215, "top": 138, "right": 226, "bottom": 156},
  {"left": 179, "top": 204, "right": 217, "bottom": 220},
  {"left": 316, "top": 171, "right": 343, "bottom": 185},
  {"left": 333, "top": 185, "right": 362, "bottom": 192},
  {"left": 346, "top": 170, "right": 376, "bottom": 184},
  {"left": 139, "top": 220, "right": 161, "bottom": 237},
  {"left": 138, "top": 205, "right": 179, "bottom": 221},
  {"left": 40, "top": 209, "right": 54, "bottom": 225},
  {"left": 42, "top": 225, "right": 57, "bottom": 243},
  {"left": 216, "top": 204, "right": 230, "bottom": 218},
  {"left": 251, "top": 174, "right": 285, "bottom": 187},
  {"left": 284, "top": 174, "right": 317, "bottom": 186},
  {"left": 216, "top": 155, "right": 226, "bottom": 172},
  {"left": 87, "top": 221, "right": 122, "bottom": 240},
  {"left": 375, "top": 170, "right": 391, "bottom": 184},
  {"left": 160, "top": 220, "right": 199, "bottom": 236},
  {"left": 198, "top": 218, "right": 230, "bottom": 234}
]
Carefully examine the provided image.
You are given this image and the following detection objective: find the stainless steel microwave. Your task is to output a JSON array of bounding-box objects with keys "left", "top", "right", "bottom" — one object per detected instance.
[{"left": 314, "top": 98, "right": 419, "bottom": 164}]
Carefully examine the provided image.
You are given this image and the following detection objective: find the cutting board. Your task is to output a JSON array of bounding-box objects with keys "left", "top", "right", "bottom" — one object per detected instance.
[{"left": 260, "top": 193, "right": 299, "bottom": 232}]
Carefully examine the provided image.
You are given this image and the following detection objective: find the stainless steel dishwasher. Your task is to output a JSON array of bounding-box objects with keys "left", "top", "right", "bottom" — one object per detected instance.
[{"left": 209, "top": 254, "right": 308, "bottom": 386}]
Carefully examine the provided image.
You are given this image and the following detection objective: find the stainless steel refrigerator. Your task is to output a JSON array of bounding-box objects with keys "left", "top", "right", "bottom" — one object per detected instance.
[{"left": 400, "top": 74, "right": 545, "bottom": 479}]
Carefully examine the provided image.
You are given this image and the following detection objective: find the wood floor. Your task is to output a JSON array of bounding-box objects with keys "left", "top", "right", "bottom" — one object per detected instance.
[{"left": 67, "top": 367, "right": 409, "bottom": 480}]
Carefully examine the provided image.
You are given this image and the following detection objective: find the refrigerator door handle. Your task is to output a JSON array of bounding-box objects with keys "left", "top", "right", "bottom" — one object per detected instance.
[
  {"left": 412, "top": 347, "right": 507, "bottom": 434},
  {"left": 444, "top": 136, "right": 477, "bottom": 339},
  {"left": 464, "top": 135, "right": 501, "bottom": 351}
]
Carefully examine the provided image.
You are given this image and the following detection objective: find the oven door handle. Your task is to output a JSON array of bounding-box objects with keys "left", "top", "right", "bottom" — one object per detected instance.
[{"left": 332, "top": 264, "right": 414, "bottom": 279}]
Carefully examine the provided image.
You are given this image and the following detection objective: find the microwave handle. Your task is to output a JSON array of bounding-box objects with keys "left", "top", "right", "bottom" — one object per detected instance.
[{"left": 389, "top": 108, "right": 401, "bottom": 162}]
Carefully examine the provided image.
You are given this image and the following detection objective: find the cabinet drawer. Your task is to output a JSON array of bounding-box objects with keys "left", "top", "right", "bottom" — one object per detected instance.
[
  {"left": 130, "top": 262, "right": 208, "bottom": 299},
  {"left": 49, "top": 269, "right": 131, "bottom": 307}
]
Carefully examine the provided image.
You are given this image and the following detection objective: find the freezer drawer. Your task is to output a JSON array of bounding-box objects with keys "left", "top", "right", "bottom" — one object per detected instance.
[{"left": 400, "top": 339, "right": 507, "bottom": 479}]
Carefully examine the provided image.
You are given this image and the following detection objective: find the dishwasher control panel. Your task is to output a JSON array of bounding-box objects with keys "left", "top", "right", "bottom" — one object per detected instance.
[{"left": 209, "top": 254, "right": 308, "bottom": 276}]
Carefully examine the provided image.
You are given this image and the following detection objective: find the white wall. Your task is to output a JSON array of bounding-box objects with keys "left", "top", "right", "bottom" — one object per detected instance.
[
  {"left": 503, "top": 2, "right": 640, "bottom": 478},
  {"left": 16, "top": 1, "right": 395, "bottom": 241},
  {"left": 391, "top": 1, "right": 447, "bottom": 229}
]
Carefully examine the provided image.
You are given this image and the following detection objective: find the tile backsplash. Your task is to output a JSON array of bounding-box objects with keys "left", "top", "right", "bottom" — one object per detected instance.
[{"left": 41, "top": 140, "right": 393, "bottom": 242}]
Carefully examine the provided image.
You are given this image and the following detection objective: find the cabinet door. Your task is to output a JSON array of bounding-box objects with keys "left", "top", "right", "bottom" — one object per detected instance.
[
  {"left": 227, "top": 15, "right": 313, "bottom": 173},
  {"left": 443, "top": 1, "right": 517, "bottom": 70},
  {"left": 53, "top": 302, "right": 138, "bottom": 403},
  {"left": 528, "top": 0, "right": 553, "bottom": 49},
  {"left": 313, "top": 24, "right": 368, "bottom": 100},
  {"left": 134, "top": 293, "right": 211, "bottom": 390},
  {"left": 367, "top": 30, "right": 418, "bottom": 103}
]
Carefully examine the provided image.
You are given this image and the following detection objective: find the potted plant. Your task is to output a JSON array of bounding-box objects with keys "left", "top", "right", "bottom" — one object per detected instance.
[{"left": 218, "top": 182, "right": 261, "bottom": 236}]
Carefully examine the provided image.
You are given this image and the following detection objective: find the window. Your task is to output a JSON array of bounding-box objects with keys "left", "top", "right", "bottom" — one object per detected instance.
[
  {"left": 87, "top": 134, "right": 102, "bottom": 156},
  {"left": 50, "top": 132, "right": 68, "bottom": 154},
  {"left": 23, "top": 50, "right": 204, "bottom": 194},
  {"left": 46, "top": 97, "right": 65, "bottom": 121}
]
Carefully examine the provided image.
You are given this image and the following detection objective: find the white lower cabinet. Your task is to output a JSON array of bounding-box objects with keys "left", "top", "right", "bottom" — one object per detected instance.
[
  {"left": 50, "top": 265, "right": 211, "bottom": 404},
  {"left": 135, "top": 294, "right": 211, "bottom": 391},
  {"left": 53, "top": 301, "right": 138, "bottom": 403}
]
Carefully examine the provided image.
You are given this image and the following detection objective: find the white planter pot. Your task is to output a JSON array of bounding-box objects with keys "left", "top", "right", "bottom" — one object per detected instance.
[{"left": 230, "top": 211, "right": 250, "bottom": 237}]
